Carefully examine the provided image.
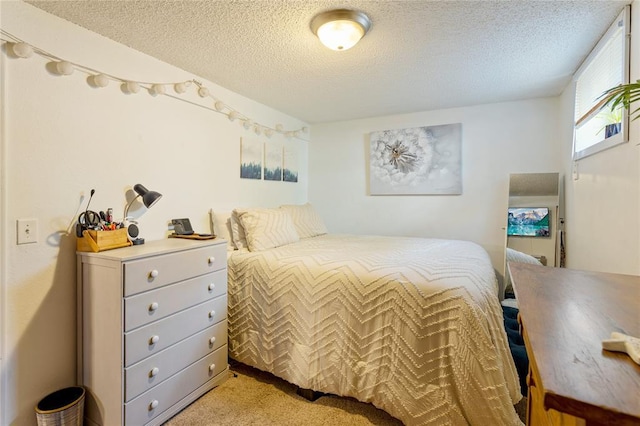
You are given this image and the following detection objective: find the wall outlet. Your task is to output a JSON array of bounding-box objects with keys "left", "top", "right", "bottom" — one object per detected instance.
[{"left": 17, "top": 219, "right": 38, "bottom": 244}]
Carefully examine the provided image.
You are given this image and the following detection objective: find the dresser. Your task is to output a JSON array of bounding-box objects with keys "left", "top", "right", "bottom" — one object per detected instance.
[
  {"left": 77, "top": 239, "right": 229, "bottom": 426},
  {"left": 509, "top": 262, "right": 640, "bottom": 426}
]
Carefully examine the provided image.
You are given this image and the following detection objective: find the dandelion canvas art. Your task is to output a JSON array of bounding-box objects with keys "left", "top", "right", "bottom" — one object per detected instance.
[{"left": 369, "top": 124, "right": 462, "bottom": 195}]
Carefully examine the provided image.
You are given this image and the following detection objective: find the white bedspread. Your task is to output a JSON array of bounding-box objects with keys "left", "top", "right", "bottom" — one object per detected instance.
[{"left": 227, "top": 234, "right": 523, "bottom": 425}]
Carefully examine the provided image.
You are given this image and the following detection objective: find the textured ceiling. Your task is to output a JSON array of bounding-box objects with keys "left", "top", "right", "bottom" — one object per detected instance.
[{"left": 25, "top": 0, "right": 628, "bottom": 124}]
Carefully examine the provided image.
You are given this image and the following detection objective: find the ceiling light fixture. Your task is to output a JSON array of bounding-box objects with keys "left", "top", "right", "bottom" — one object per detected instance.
[{"left": 310, "top": 9, "right": 371, "bottom": 51}]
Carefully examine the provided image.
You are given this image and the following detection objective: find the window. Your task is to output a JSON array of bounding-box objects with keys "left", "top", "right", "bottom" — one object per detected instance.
[{"left": 573, "top": 6, "right": 630, "bottom": 160}]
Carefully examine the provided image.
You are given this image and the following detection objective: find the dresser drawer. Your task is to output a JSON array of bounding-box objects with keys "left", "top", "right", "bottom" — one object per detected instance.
[
  {"left": 124, "top": 270, "right": 227, "bottom": 331},
  {"left": 125, "top": 321, "right": 227, "bottom": 402},
  {"left": 124, "top": 244, "right": 226, "bottom": 296},
  {"left": 125, "top": 345, "right": 228, "bottom": 425},
  {"left": 125, "top": 296, "right": 227, "bottom": 366}
]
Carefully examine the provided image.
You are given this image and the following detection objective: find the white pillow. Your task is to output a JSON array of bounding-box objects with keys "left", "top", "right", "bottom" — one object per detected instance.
[
  {"left": 234, "top": 208, "right": 300, "bottom": 252},
  {"left": 230, "top": 210, "right": 248, "bottom": 250},
  {"left": 209, "top": 210, "right": 233, "bottom": 251},
  {"left": 279, "top": 203, "right": 327, "bottom": 239},
  {"left": 504, "top": 248, "right": 543, "bottom": 294}
]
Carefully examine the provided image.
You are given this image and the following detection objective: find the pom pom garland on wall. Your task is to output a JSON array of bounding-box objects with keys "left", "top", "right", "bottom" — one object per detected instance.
[
  {"left": 92, "top": 73, "right": 109, "bottom": 88},
  {"left": 11, "top": 41, "right": 33, "bottom": 58},
  {"left": 0, "top": 30, "right": 309, "bottom": 140},
  {"left": 55, "top": 60, "right": 74, "bottom": 76}
]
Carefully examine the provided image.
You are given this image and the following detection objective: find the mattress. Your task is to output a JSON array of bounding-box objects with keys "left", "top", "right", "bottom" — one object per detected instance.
[{"left": 227, "top": 234, "right": 523, "bottom": 425}]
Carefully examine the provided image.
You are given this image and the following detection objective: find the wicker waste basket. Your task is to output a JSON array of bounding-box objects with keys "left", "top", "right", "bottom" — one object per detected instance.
[{"left": 35, "top": 386, "right": 85, "bottom": 426}]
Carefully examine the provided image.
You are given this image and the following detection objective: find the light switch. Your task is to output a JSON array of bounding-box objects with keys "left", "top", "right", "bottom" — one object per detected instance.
[{"left": 17, "top": 219, "right": 38, "bottom": 244}]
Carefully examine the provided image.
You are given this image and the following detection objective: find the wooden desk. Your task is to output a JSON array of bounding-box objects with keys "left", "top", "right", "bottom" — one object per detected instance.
[{"left": 509, "top": 262, "right": 640, "bottom": 426}]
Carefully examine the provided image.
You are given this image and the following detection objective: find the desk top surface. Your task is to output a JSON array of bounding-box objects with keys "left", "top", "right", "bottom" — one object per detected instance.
[{"left": 510, "top": 263, "right": 640, "bottom": 425}]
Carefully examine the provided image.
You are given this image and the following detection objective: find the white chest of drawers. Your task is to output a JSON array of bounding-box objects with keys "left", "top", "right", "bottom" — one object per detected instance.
[{"left": 77, "top": 239, "right": 228, "bottom": 426}]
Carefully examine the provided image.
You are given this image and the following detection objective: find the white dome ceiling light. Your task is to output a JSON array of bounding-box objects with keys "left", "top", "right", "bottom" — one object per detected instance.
[{"left": 310, "top": 9, "right": 371, "bottom": 51}]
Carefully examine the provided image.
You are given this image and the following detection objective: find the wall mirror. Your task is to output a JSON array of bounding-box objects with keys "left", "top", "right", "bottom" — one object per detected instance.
[{"left": 504, "top": 172, "right": 564, "bottom": 299}]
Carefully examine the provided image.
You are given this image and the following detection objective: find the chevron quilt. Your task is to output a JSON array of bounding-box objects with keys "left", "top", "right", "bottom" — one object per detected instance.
[{"left": 227, "top": 234, "right": 523, "bottom": 425}]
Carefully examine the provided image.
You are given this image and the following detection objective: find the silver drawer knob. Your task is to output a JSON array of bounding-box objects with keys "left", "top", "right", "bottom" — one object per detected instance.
[
  {"left": 209, "top": 336, "right": 216, "bottom": 345},
  {"left": 149, "top": 269, "right": 159, "bottom": 279},
  {"left": 149, "top": 400, "right": 158, "bottom": 410},
  {"left": 150, "top": 335, "right": 160, "bottom": 345},
  {"left": 208, "top": 256, "right": 216, "bottom": 264},
  {"left": 208, "top": 310, "right": 216, "bottom": 318},
  {"left": 149, "top": 302, "right": 159, "bottom": 312},
  {"left": 208, "top": 283, "right": 215, "bottom": 291},
  {"left": 149, "top": 367, "right": 159, "bottom": 377},
  {"left": 209, "top": 363, "right": 216, "bottom": 373}
]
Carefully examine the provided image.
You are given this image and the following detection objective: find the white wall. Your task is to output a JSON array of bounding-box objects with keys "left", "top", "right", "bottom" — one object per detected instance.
[
  {"left": 0, "top": 2, "right": 308, "bottom": 424},
  {"left": 559, "top": 1, "right": 640, "bottom": 276},
  {"left": 309, "top": 98, "right": 564, "bottom": 275},
  {"left": 3, "top": 1, "right": 637, "bottom": 424},
  {"left": 0, "top": 13, "right": 7, "bottom": 422}
]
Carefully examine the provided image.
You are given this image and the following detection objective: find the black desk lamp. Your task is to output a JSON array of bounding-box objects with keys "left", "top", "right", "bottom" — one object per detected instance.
[{"left": 124, "top": 184, "right": 162, "bottom": 245}]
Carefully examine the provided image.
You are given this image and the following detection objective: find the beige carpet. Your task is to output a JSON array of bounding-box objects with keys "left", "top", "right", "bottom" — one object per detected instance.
[{"left": 164, "top": 360, "right": 527, "bottom": 425}]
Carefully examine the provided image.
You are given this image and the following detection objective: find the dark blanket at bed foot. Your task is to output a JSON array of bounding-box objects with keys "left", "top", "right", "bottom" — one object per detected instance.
[{"left": 502, "top": 303, "right": 529, "bottom": 396}]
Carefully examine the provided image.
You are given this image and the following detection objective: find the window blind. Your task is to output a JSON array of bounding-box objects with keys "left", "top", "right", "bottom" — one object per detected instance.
[{"left": 573, "top": 6, "right": 629, "bottom": 159}]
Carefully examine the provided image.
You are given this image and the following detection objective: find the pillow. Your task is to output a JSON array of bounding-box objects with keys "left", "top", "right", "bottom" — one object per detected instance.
[
  {"left": 234, "top": 208, "right": 299, "bottom": 252},
  {"left": 279, "top": 203, "right": 328, "bottom": 239},
  {"left": 504, "top": 248, "right": 543, "bottom": 295},
  {"left": 230, "top": 211, "right": 248, "bottom": 250},
  {"left": 209, "top": 210, "right": 233, "bottom": 251}
]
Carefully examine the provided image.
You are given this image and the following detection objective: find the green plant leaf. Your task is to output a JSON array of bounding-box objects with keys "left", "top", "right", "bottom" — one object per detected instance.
[{"left": 600, "top": 80, "right": 640, "bottom": 121}]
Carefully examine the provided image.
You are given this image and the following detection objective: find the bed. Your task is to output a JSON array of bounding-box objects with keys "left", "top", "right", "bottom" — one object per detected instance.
[{"left": 213, "top": 204, "right": 523, "bottom": 426}]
